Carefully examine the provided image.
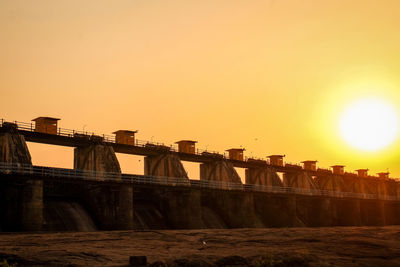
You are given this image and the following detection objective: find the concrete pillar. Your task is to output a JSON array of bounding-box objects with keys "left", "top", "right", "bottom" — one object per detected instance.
[
  {"left": 21, "top": 180, "right": 43, "bottom": 231},
  {"left": 363, "top": 179, "right": 379, "bottom": 195},
  {"left": 333, "top": 198, "right": 361, "bottom": 226},
  {"left": 0, "top": 123, "right": 42, "bottom": 231},
  {"left": 1, "top": 178, "right": 45, "bottom": 232},
  {"left": 116, "top": 185, "right": 134, "bottom": 229},
  {"left": 397, "top": 182, "right": 400, "bottom": 198},
  {"left": 377, "top": 180, "right": 390, "bottom": 197},
  {"left": 74, "top": 141, "right": 134, "bottom": 230},
  {"left": 283, "top": 171, "right": 317, "bottom": 189},
  {"left": 296, "top": 196, "right": 334, "bottom": 227},
  {"left": 388, "top": 201, "right": 400, "bottom": 225},
  {"left": 202, "top": 190, "right": 264, "bottom": 228},
  {"left": 253, "top": 193, "right": 298, "bottom": 227},
  {"left": 383, "top": 201, "right": 400, "bottom": 225},
  {"left": 144, "top": 153, "right": 189, "bottom": 179},
  {"left": 360, "top": 199, "right": 385, "bottom": 226},
  {"left": 384, "top": 180, "right": 397, "bottom": 197},
  {"left": 314, "top": 175, "right": 345, "bottom": 192},
  {"left": 200, "top": 160, "right": 242, "bottom": 189},
  {"left": 342, "top": 176, "right": 366, "bottom": 194},
  {"left": 74, "top": 144, "right": 121, "bottom": 174},
  {"left": 144, "top": 154, "right": 201, "bottom": 229},
  {"left": 83, "top": 184, "right": 134, "bottom": 230},
  {"left": 378, "top": 200, "right": 386, "bottom": 226},
  {"left": 160, "top": 188, "right": 205, "bottom": 229},
  {"left": 0, "top": 123, "right": 32, "bottom": 166},
  {"left": 245, "top": 167, "right": 283, "bottom": 187}
]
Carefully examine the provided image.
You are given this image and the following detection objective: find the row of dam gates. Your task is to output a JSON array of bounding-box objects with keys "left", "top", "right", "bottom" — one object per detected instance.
[{"left": 1, "top": 117, "right": 400, "bottom": 232}]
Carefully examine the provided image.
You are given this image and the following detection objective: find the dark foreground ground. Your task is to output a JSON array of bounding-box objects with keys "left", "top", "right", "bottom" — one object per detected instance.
[{"left": 1, "top": 226, "right": 400, "bottom": 267}]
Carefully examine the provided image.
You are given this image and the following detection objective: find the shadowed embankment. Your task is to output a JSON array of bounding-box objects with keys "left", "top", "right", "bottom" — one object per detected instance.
[{"left": 0, "top": 226, "right": 400, "bottom": 266}]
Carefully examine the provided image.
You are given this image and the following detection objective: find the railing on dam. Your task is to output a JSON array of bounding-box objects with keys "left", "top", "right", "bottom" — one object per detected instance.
[
  {"left": 3, "top": 119, "right": 400, "bottom": 181},
  {"left": 0, "top": 119, "right": 295, "bottom": 167},
  {"left": 0, "top": 162, "right": 398, "bottom": 201},
  {"left": 2, "top": 119, "right": 222, "bottom": 155}
]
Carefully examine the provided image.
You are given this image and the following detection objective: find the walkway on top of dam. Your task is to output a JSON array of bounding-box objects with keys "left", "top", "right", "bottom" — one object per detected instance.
[
  {"left": 0, "top": 119, "right": 359, "bottom": 175},
  {"left": 1, "top": 162, "right": 399, "bottom": 202}
]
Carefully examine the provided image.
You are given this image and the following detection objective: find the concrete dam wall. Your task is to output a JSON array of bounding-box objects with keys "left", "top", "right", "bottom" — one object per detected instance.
[
  {"left": 1, "top": 123, "right": 400, "bottom": 232},
  {"left": 3, "top": 177, "right": 400, "bottom": 232}
]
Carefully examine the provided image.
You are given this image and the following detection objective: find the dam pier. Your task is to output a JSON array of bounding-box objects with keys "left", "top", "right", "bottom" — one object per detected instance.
[{"left": 1, "top": 117, "right": 400, "bottom": 232}]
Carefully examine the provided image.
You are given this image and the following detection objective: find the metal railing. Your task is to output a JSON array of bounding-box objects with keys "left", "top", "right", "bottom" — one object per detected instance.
[
  {"left": 0, "top": 162, "right": 398, "bottom": 201},
  {"left": 2, "top": 119, "right": 400, "bottom": 181},
  {"left": 1, "top": 119, "right": 233, "bottom": 159}
]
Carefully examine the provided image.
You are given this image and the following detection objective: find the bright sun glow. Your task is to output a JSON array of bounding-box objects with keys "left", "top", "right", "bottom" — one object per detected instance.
[{"left": 339, "top": 98, "right": 399, "bottom": 151}]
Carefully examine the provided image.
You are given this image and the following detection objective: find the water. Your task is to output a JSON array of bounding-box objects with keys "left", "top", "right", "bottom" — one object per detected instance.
[
  {"left": 44, "top": 201, "right": 97, "bottom": 231},
  {"left": 134, "top": 204, "right": 166, "bottom": 230}
]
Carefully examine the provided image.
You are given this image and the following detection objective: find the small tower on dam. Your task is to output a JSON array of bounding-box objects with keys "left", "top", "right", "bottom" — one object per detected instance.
[
  {"left": 332, "top": 165, "right": 345, "bottom": 175},
  {"left": 175, "top": 140, "right": 197, "bottom": 154},
  {"left": 226, "top": 148, "right": 245, "bottom": 161},
  {"left": 378, "top": 172, "right": 390, "bottom": 179},
  {"left": 113, "top": 130, "right": 137, "bottom": 145},
  {"left": 302, "top": 160, "right": 317, "bottom": 171},
  {"left": 268, "top": 155, "right": 285, "bottom": 166},
  {"left": 32, "top": 117, "right": 60, "bottom": 135},
  {"left": 356, "top": 169, "right": 369, "bottom": 178}
]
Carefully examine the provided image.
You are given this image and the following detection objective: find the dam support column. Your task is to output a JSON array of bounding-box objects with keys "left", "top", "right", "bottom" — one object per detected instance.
[
  {"left": 74, "top": 137, "right": 134, "bottom": 230},
  {"left": 145, "top": 153, "right": 204, "bottom": 229},
  {"left": 21, "top": 180, "right": 43, "bottom": 231},
  {"left": 202, "top": 190, "right": 264, "bottom": 228},
  {"left": 253, "top": 192, "right": 298, "bottom": 227},
  {"left": 201, "top": 160, "right": 264, "bottom": 228},
  {"left": 315, "top": 174, "right": 345, "bottom": 192},
  {"left": 283, "top": 171, "right": 318, "bottom": 190},
  {"left": 381, "top": 180, "right": 398, "bottom": 225},
  {"left": 200, "top": 160, "right": 242, "bottom": 187},
  {"left": 359, "top": 199, "right": 385, "bottom": 226},
  {"left": 333, "top": 198, "right": 361, "bottom": 226},
  {"left": 144, "top": 153, "right": 189, "bottom": 178},
  {"left": 0, "top": 179, "right": 43, "bottom": 231},
  {"left": 0, "top": 122, "right": 43, "bottom": 231},
  {"left": 386, "top": 201, "right": 400, "bottom": 225},
  {"left": 383, "top": 200, "right": 397, "bottom": 225},
  {"left": 116, "top": 184, "right": 134, "bottom": 229},
  {"left": 245, "top": 167, "right": 283, "bottom": 187},
  {"left": 0, "top": 122, "right": 32, "bottom": 165},
  {"left": 81, "top": 184, "right": 134, "bottom": 230},
  {"left": 158, "top": 188, "right": 204, "bottom": 229},
  {"left": 74, "top": 136, "right": 121, "bottom": 173}
]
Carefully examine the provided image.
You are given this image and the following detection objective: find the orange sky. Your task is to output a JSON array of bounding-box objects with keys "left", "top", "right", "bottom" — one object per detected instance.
[{"left": 1, "top": 0, "right": 400, "bottom": 180}]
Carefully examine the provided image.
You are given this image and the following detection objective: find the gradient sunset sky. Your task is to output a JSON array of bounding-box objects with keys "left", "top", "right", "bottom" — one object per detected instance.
[{"left": 1, "top": 1, "right": 400, "bottom": 179}]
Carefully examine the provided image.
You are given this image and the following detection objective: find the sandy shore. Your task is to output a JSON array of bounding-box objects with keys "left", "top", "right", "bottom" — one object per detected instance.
[{"left": 1, "top": 226, "right": 400, "bottom": 266}]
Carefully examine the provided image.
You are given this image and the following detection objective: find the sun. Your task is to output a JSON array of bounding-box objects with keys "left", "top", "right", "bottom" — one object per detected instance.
[{"left": 339, "top": 98, "right": 399, "bottom": 151}]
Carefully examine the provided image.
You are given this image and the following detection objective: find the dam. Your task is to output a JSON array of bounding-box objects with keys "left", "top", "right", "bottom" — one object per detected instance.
[{"left": 1, "top": 117, "right": 400, "bottom": 232}]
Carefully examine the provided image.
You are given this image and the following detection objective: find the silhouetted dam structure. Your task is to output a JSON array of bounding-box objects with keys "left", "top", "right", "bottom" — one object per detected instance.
[{"left": 1, "top": 118, "right": 400, "bottom": 232}]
